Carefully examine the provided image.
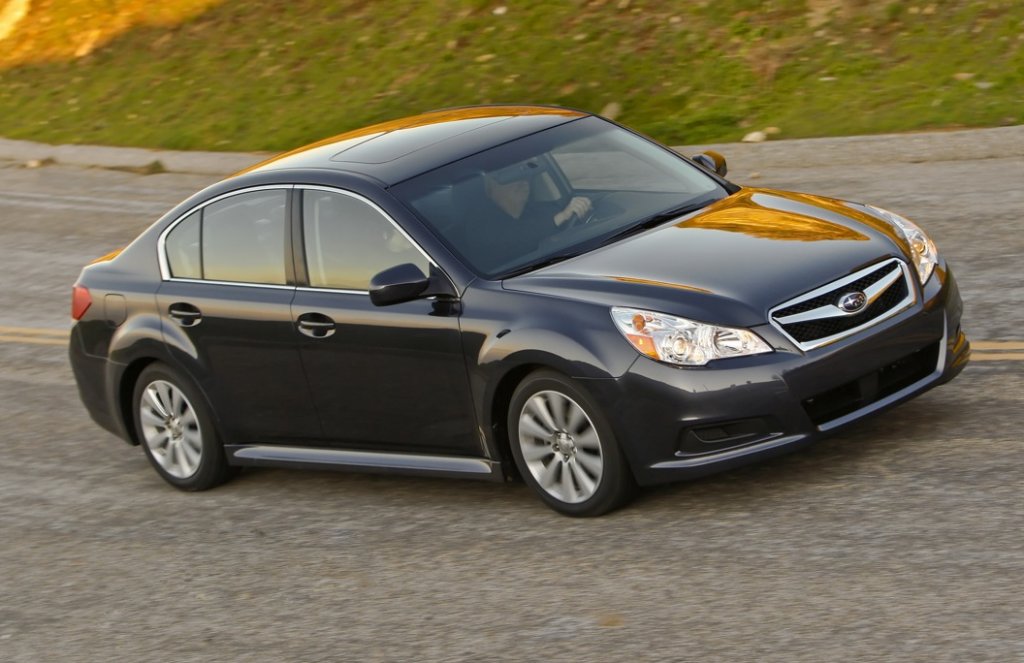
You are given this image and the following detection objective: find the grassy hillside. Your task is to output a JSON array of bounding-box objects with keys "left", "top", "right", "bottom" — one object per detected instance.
[{"left": 0, "top": 0, "right": 1021, "bottom": 150}]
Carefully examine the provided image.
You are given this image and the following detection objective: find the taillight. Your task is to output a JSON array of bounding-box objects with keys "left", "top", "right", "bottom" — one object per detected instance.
[{"left": 71, "top": 285, "right": 92, "bottom": 320}]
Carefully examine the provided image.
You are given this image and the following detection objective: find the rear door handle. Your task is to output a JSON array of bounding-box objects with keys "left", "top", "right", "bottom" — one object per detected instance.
[
  {"left": 297, "top": 312, "right": 336, "bottom": 338},
  {"left": 168, "top": 302, "right": 202, "bottom": 327}
]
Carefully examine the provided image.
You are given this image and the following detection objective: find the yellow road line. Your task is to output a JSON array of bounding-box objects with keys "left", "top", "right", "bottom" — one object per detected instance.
[
  {"left": 0, "top": 334, "right": 69, "bottom": 346},
  {"left": 970, "top": 341, "right": 1024, "bottom": 351},
  {"left": 970, "top": 352, "right": 1024, "bottom": 361},
  {"left": 0, "top": 325, "right": 69, "bottom": 336},
  {"left": 0, "top": 325, "right": 1022, "bottom": 359}
]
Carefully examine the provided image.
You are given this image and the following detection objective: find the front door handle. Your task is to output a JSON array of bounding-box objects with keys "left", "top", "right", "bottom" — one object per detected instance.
[
  {"left": 297, "top": 312, "right": 336, "bottom": 338},
  {"left": 168, "top": 302, "right": 202, "bottom": 327}
]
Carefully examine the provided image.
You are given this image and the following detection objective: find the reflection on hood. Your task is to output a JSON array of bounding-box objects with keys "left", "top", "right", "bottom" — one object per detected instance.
[{"left": 679, "top": 190, "right": 870, "bottom": 242}]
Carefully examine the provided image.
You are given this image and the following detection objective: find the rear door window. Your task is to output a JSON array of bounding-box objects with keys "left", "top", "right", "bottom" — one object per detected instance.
[
  {"left": 203, "top": 190, "right": 288, "bottom": 285},
  {"left": 163, "top": 189, "right": 289, "bottom": 284}
]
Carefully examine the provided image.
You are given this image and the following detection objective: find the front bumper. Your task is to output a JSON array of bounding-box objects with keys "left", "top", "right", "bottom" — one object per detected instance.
[{"left": 586, "top": 266, "right": 969, "bottom": 486}]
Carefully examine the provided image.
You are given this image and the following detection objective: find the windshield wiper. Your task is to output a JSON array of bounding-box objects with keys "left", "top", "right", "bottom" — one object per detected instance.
[
  {"left": 498, "top": 199, "right": 716, "bottom": 279},
  {"left": 598, "top": 200, "right": 711, "bottom": 247},
  {"left": 499, "top": 251, "right": 582, "bottom": 279}
]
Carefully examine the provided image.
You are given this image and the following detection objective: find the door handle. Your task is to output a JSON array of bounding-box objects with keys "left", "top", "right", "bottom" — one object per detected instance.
[
  {"left": 168, "top": 303, "right": 202, "bottom": 327},
  {"left": 297, "top": 312, "right": 336, "bottom": 338}
]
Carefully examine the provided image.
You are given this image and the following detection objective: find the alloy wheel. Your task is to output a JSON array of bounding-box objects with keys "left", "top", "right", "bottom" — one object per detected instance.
[
  {"left": 139, "top": 379, "right": 203, "bottom": 479},
  {"left": 517, "top": 390, "right": 604, "bottom": 504}
]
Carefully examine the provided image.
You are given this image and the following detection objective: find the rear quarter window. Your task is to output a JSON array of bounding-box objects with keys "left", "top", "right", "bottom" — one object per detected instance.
[{"left": 165, "top": 210, "right": 201, "bottom": 278}]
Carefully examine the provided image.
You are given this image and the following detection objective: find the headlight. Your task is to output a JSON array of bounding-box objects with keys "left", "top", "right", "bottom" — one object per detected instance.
[
  {"left": 610, "top": 307, "right": 772, "bottom": 366},
  {"left": 867, "top": 205, "right": 938, "bottom": 284}
]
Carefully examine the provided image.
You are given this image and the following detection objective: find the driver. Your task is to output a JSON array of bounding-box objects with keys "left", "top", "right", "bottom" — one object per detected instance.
[
  {"left": 469, "top": 160, "right": 592, "bottom": 265},
  {"left": 484, "top": 160, "right": 592, "bottom": 228}
]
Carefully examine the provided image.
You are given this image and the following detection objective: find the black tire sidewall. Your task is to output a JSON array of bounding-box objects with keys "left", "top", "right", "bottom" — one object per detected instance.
[
  {"left": 507, "top": 370, "right": 633, "bottom": 517},
  {"left": 132, "top": 363, "right": 229, "bottom": 491}
]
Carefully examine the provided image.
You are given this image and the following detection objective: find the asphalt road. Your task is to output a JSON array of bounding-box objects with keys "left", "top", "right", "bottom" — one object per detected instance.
[{"left": 1, "top": 129, "right": 1022, "bottom": 662}]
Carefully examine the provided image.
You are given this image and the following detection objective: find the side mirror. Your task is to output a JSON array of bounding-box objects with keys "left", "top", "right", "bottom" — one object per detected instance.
[
  {"left": 691, "top": 150, "right": 728, "bottom": 178},
  {"left": 369, "top": 263, "right": 431, "bottom": 306},
  {"left": 370, "top": 263, "right": 459, "bottom": 307}
]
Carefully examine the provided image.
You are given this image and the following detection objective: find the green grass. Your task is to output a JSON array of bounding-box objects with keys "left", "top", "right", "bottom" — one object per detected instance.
[{"left": 0, "top": 0, "right": 1021, "bottom": 151}]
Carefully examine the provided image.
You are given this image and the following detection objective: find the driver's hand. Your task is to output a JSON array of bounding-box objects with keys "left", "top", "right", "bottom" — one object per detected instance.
[{"left": 554, "top": 196, "right": 593, "bottom": 226}]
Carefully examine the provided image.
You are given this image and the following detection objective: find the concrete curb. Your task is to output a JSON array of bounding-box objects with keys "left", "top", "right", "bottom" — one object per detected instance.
[
  {"left": 1, "top": 124, "right": 1022, "bottom": 177},
  {"left": 0, "top": 136, "right": 267, "bottom": 176},
  {"left": 681, "top": 124, "right": 1024, "bottom": 171}
]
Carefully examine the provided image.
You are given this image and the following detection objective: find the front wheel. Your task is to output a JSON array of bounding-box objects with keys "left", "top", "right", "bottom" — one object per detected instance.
[
  {"left": 508, "top": 370, "right": 634, "bottom": 516},
  {"left": 133, "top": 363, "right": 232, "bottom": 491}
]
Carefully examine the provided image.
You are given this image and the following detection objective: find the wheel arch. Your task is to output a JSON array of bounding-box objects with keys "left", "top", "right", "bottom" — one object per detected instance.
[
  {"left": 116, "top": 356, "right": 225, "bottom": 449},
  {"left": 487, "top": 362, "right": 550, "bottom": 474},
  {"left": 496, "top": 363, "right": 636, "bottom": 515},
  {"left": 483, "top": 354, "right": 609, "bottom": 474},
  {"left": 116, "top": 357, "right": 160, "bottom": 446}
]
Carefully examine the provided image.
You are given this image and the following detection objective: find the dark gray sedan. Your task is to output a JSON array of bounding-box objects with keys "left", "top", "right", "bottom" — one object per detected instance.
[{"left": 69, "top": 105, "right": 969, "bottom": 515}]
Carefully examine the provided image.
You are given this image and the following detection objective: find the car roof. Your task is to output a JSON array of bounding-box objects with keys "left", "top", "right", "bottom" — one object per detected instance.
[{"left": 235, "top": 105, "right": 589, "bottom": 186}]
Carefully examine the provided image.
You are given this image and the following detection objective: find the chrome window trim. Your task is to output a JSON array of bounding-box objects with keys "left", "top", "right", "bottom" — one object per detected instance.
[
  {"left": 157, "top": 184, "right": 295, "bottom": 283},
  {"left": 296, "top": 286, "right": 368, "bottom": 296},
  {"left": 293, "top": 287, "right": 452, "bottom": 299},
  {"left": 157, "top": 183, "right": 456, "bottom": 295},
  {"left": 768, "top": 257, "right": 917, "bottom": 352},
  {"left": 161, "top": 277, "right": 296, "bottom": 291}
]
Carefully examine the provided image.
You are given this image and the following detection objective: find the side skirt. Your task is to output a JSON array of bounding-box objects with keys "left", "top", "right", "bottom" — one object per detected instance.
[{"left": 225, "top": 444, "right": 506, "bottom": 482}]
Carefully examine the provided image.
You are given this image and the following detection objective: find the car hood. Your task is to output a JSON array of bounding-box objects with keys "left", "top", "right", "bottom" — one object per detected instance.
[{"left": 503, "top": 188, "right": 907, "bottom": 328}]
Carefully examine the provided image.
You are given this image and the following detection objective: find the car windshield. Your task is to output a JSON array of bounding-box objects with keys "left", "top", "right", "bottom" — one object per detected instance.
[{"left": 391, "top": 116, "right": 729, "bottom": 279}]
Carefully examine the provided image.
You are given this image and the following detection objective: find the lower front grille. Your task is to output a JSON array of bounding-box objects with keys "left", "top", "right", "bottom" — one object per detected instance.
[
  {"left": 676, "top": 417, "right": 782, "bottom": 455},
  {"left": 802, "top": 341, "right": 940, "bottom": 426}
]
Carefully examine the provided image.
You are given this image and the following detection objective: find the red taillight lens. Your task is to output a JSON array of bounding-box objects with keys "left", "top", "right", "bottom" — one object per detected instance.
[{"left": 71, "top": 285, "right": 92, "bottom": 320}]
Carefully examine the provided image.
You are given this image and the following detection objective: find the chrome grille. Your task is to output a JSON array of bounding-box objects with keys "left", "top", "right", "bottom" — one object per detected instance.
[{"left": 769, "top": 258, "right": 916, "bottom": 350}]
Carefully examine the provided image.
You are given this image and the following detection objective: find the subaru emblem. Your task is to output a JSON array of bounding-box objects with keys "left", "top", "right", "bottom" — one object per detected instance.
[{"left": 838, "top": 291, "right": 867, "bottom": 313}]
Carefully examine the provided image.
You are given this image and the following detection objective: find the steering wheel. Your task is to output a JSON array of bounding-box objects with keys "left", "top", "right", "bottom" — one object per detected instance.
[{"left": 565, "top": 208, "right": 596, "bottom": 230}]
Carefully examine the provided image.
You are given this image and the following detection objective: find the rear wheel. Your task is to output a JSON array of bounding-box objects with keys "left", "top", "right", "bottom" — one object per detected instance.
[
  {"left": 508, "top": 370, "right": 634, "bottom": 516},
  {"left": 133, "top": 363, "right": 232, "bottom": 491}
]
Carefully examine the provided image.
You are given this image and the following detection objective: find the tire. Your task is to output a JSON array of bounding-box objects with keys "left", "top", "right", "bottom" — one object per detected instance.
[
  {"left": 132, "top": 363, "right": 232, "bottom": 491},
  {"left": 508, "top": 370, "right": 635, "bottom": 516}
]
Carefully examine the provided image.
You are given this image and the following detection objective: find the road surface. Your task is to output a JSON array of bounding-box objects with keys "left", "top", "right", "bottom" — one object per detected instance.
[{"left": 1, "top": 128, "right": 1022, "bottom": 661}]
